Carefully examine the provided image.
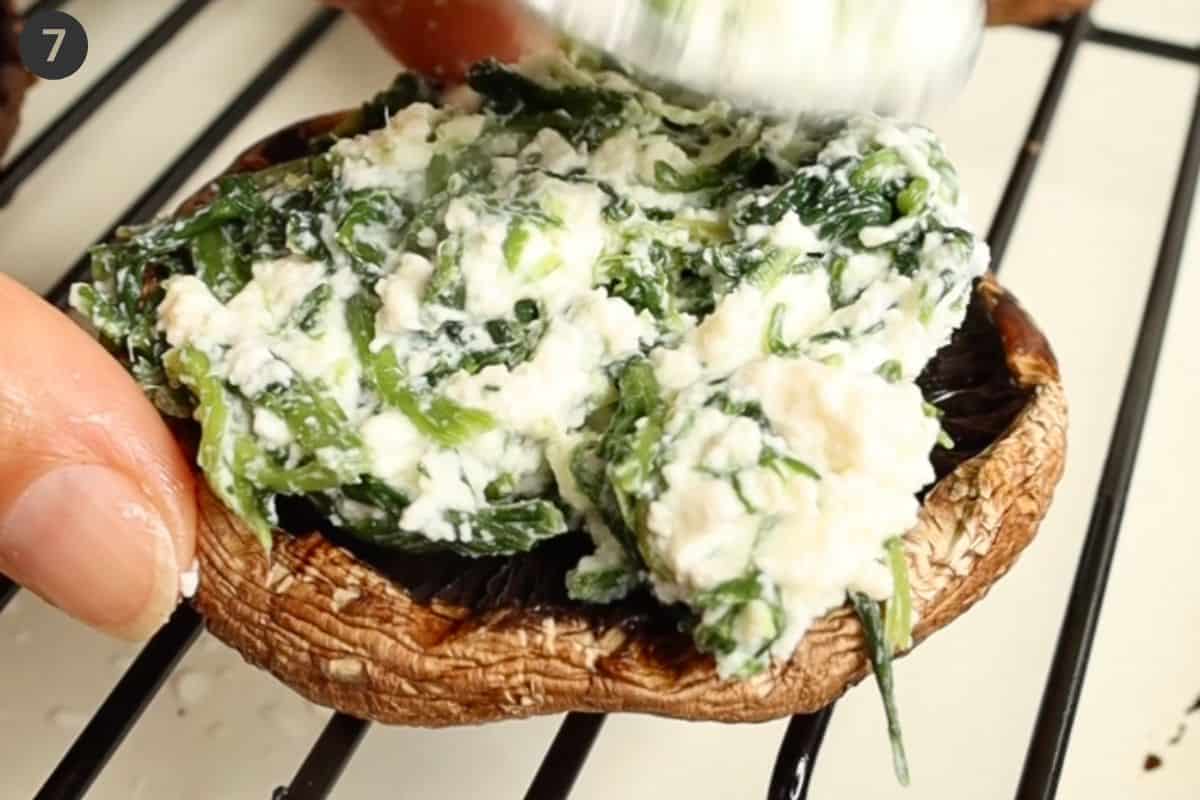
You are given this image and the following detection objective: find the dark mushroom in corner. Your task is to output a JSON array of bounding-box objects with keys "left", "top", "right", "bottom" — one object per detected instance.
[{"left": 0, "top": 0, "right": 34, "bottom": 163}]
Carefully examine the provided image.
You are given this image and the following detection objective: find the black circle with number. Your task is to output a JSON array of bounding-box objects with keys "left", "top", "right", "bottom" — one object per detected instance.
[{"left": 19, "top": 10, "right": 88, "bottom": 80}]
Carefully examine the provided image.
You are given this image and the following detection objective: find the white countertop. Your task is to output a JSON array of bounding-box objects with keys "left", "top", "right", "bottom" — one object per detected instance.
[{"left": 2, "top": 1, "right": 1198, "bottom": 798}]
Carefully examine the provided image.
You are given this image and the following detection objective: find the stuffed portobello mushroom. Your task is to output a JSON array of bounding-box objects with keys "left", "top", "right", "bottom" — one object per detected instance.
[{"left": 70, "top": 53, "right": 1066, "bottom": 779}]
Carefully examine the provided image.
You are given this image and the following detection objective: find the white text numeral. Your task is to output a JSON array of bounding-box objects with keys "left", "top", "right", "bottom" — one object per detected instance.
[{"left": 42, "top": 27, "right": 66, "bottom": 62}]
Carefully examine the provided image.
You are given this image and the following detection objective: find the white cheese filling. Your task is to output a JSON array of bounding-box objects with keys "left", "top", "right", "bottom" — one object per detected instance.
[{"left": 152, "top": 54, "right": 987, "bottom": 676}]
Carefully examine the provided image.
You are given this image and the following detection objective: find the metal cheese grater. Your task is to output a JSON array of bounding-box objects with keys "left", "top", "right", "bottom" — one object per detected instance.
[{"left": 520, "top": 0, "right": 987, "bottom": 118}]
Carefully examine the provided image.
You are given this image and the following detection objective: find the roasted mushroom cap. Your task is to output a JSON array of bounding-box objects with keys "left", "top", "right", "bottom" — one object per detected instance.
[
  {"left": 0, "top": 0, "right": 33, "bottom": 163},
  {"left": 189, "top": 114, "right": 1067, "bottom": 726}
]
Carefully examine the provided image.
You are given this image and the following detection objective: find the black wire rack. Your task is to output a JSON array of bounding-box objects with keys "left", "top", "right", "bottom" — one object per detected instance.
[{"left": 0, "top": 5, "right": 1196, "bottom": 800}]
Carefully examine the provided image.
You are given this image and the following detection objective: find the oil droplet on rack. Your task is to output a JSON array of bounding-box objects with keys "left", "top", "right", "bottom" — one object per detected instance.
[
  {"left": 109, "top": 652, "right": 135, "bottom": 672},
  {"left": 5, "top": 592, "right": 24, "bottom": 615},
  {"left": 174, "top": 669, "right": 213, "bottom": 708},
  {"left": 198, "top": 635, "right": 225, "bottom": 657},
  {"left": 48, "top": 707, "right": 87, "bottom": 732},
  {"left": 258, "top": 702, "right": 310, "bottom": 740}
]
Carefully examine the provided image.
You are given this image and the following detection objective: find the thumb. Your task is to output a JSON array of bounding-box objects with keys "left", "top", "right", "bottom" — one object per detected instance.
[{"left": 0, "top": 275, "right": 197, "bottom": 639}]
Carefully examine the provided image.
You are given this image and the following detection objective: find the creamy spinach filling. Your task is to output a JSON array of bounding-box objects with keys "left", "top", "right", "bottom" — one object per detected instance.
[{"left": 71, "top": 55, "right": 986, "bottom": 699}]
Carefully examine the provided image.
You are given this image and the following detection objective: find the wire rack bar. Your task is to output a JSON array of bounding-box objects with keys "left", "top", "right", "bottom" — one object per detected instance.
[
  {"left": 280, "top": 713, "right": 370, "bottom": 800},
  {"left": 765, "top": 707, "right": 834, "bottom": 800},
  {"left": 523, "top": 712, "right": 608, "bottom": 800},
  {"left": 1016, "top": 70, "right": 1200, "bottom": 800},
  {"left": 0, "top": 0, "right": 211, "bottom": 204},
  {"left": 0, "top": 575, "right": 16, "bottom": 612},
  {"left": 34, "top": 606, "right": 204, "bottom": 800},
  {"left": 1089, "top": 25, "right": 1199, "bottom": 64},
  {"left": 44, "top": 6, "right": 341, "bottom": 308},
  {"left": 988, "top": 14, "right": 1090, "bottom": 264},
  {"left": 1031, "top": 19, "right": 1198, "bottom": 65}
]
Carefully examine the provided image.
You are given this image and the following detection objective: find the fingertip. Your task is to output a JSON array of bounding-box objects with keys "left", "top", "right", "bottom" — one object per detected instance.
[
  {"left": 0, "top": 464, "right": 179, "bottom": 640},
  {"left": 0, "top": 274, "right": 197, "bottom": 631}
]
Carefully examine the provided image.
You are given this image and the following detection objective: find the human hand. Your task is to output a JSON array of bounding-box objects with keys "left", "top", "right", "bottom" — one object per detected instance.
[{"left": 0, "top": 275, "right": 196, "bottom": 639}]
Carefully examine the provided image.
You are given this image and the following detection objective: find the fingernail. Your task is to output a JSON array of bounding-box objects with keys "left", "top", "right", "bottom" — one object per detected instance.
[{"left": 0, "top": 464, "right": 179, "bottom": 640}]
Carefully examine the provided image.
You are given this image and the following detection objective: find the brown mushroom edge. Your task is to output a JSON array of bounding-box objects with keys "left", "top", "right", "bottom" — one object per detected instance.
[{"left": 185, "top": 114, "right": 1068, "bottom": 726}]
